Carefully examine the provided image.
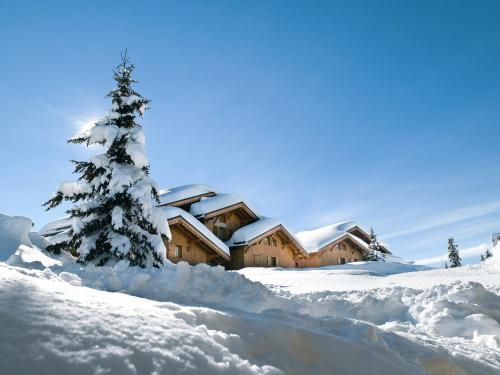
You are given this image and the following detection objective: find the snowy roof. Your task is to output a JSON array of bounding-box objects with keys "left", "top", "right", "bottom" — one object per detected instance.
[
  {"left": 189, "top": 193, "right": 258, "bottom": 218},
  {"left": 160, "top": 206, "right": 230, "bottom": 258},
  {"left": 226, "top": 217, "right": 308, "bottom": 256},
  {"left": 158, "top": 184, "right": 217, "bottom": 206},
  {"left": 296, "top": 221, "right": 366, "bottom": 253},
  {"left": 39, "top": 217, "right": 72, "bottom": 237}
]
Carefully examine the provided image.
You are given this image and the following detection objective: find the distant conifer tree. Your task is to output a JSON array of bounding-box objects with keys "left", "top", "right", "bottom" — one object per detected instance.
[
  {"left": 43, "top": 52, "right": 170, "bottom": 267},
  {"left": 480, "top": 254, "right": 485, "bottom": 262},
  {"left": 364, "top": 227, "right": 381, "bottom": 261},
  {"left": 447, "top": 237, "right": 461, "bottom": 268},
  {"left": 485, "top": 248, "right": 493, "bottom": 259}
]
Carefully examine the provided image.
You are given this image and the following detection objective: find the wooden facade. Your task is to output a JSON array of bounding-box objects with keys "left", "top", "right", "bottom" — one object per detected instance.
[
  {"left": 159, "top": 185, "right": 388, "bottom": 270},
  {"left": 298, "top": 234, "right": 367, "bottom": 268},
  {"left": 230, "top": 225, "right": 308, "bottom": 269},
  {"left": 164, "top": 216, "right": 230, "bottom": 267},
  {"left": 200, "top": 203, "right": 258, "bottom": 243}
]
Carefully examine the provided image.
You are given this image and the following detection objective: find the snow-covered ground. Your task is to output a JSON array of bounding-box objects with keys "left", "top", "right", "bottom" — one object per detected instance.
[{"left": 1, "top": 213, "right": 499, "bottom": 374}]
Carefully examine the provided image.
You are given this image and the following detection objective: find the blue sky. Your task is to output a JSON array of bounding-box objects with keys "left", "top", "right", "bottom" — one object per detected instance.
[{"left": 1, "top": 0, "right": 499, "bottom": 265}]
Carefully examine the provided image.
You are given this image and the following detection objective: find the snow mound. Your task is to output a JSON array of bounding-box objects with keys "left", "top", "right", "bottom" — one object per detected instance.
[
  {"left": 0, "top": 214, "right": 33, "bottom": 261},
  {"left": 1, "top": 263, "right": 483, "bottom": 375}
]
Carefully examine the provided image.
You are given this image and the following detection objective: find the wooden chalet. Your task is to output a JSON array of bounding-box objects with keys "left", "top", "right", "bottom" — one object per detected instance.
[
  {"left": 39, "top": 184, "right": 392, "bottom": 271},
  {"left": 296, "top": 222, "right": 391, "bottom": 267},
  {"left": 226, "top": 217, "right": 308, "bottom": 269},
  {"left": 161, "top": 206, "right": 230, "bottom": 267}
]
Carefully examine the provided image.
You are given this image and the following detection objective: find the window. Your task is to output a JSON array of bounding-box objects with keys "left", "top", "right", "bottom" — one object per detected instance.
[
  {"left": 254, "top": 255, "right": 261, "bottom": 266},
  {"left": 271, "top": 238, "right": 277, "bottom": 247},
  {"left": 219, "top": 215, "right": 226, "bottom": 224},
  {"left": 214, "top": 227, "right": 226, "bottom": 240},
  {"left": 271, "top": 257, "right": 277, "bottom": 267},
  {"left": 174, "top": 245, "right": 182, "bottom": 258},
  {"left": 354, "top": 258, "right": 358, "bottom": 262},
  {"left": 264, "top": 237, "right": 271, "bottom": 246},
  {"left": 340, "top": 258, "right": 346, "bottom": 264}
]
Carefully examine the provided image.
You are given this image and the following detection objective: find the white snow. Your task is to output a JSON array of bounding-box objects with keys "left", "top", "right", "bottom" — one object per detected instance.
[
  {"left": 226, "top": 217, "right": 281, "bottom": 247},
  {"left": 1, "top": 213, "right": 499, "bottom": 374},
  {"left": 161, "top": 206, "right": 230, "bottom": 256},
  {"left": 295, "top": 221, "right": 361, "bottom": 252},
  {"left": 159, "top": 184, "right": 217, "bottom": 206},
  {"left": 190, "top": 193, "right": 257, "bottom": 218},
  {"left": 0, "top": 214, "right": 33, "bottom": 260},
  {"left": 38, "top": 216, "right": 72, "bottom": 237}
]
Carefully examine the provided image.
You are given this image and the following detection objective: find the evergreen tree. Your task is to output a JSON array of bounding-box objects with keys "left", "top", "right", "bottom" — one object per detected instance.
[
  {"left": 365, "top": 227, "right": 381, "bottom": 261},
  {"left": 44, "top": 52, "right": 171, "bottom": 267},
  {"left": 485, "top": 249, "right": 493, "bottom": 259},
  {"left": 444, "top": 262, "right": 449, "bottom": 269},
  {"left": 447, "top": 237, "right": 461, "bottom": 268},
  {"left": 480, "top": 254, "right": 485, "bottom": 262}
]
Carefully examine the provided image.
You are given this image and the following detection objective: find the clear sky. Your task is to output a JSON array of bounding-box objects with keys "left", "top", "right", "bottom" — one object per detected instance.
[{"left": 1, "top": 0, "right": 499, "bottom": 266}]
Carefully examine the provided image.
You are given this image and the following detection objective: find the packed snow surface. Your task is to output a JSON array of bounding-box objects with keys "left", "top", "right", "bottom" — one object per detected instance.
[
  {"left": 160, "top": 206, "right": 230, "bottom": 256},
  {"left": 1, "top": 213, "right": 499, "bottom": 374},
  {"left": 189, "top": 193, "right": 258, "bottom": 218},
  {"left": 158, "top": 184, "right": 217, "bottom": 205},
  {"left": 295, "top": 221, "right": 360, "bottom": 252}
]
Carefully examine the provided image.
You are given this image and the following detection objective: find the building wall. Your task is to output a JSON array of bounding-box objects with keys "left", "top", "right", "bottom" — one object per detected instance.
[
  {"left": 165, "top": 225, "right": 221, "bottom": 266},
  {"left": 205, "top": 211, "right": 251, "bottom": 242},
  {"left": 299, "top": 239, "right": 364, "bottom": 268},
  {"left": 230, "top": 231, "right": 300, "bottom": 269}
]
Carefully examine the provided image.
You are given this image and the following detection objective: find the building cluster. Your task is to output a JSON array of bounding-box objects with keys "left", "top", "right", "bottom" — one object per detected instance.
[{"left": 40, "top": 184, "right": 391, "bottom": 269}]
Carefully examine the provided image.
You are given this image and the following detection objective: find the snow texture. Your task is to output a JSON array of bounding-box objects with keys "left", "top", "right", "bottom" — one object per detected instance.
[
  {"left": 226, "top": 217, "right": 281, "bottom": 247},
  {"left": 161, "top": 206, "right": 230, "bottom": 256},
  {"left": 1, "top": 213, "right": 499, "bottom": 374},
  {"left": 158, "top": 184, "right": 217, "bottom": 205},
  {"left": 296, "top": 221, "right": 362, "bottom": 252},
  {"left": 190, "top": 193, "right": 258, "bottom": 218}
]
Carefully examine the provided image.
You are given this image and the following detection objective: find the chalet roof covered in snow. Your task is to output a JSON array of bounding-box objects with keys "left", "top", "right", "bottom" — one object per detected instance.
[
  {"left": 226, "top": 217, "right": 308, "bottom": 256},
  {"left": 189, "top": 193, "right": 258, "bottom": 219},
  {"left": 160, "top": 206, "right": 230, "bottom": 258},
  {"left": 158, "top": 184, "right": 217, "bottom": 206},
  {"left": 296, "top": 221, "right": 365, "bottom": 253}
]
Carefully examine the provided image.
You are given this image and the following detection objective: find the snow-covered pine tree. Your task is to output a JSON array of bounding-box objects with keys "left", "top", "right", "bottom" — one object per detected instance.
[
  {"left": 365, "top": 226, "right": 380, "bottom": 261},
  {"left": 485, "top": 249, "right": 493, "bottom": 259},
  {"left": 447, "top": 237, "right": 461, "bottom": 268},
  {"left": 44, "top": 53, "right": 170, "bottom": 267},
  {"left": 480, "top": 254, "right": 485, "bottom": 262}
]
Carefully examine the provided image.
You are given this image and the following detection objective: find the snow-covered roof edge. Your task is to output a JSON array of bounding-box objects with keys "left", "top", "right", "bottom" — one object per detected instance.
[
  {"left": 189, "top": 193, "right": 258, "bottom": 219},
  {"left": 158, "top": 184, "right": 217, "bottom": 206},
  {"left": 161, "top": 206, "right": 230, "bottom": 259},
  {"left": 226, "top": 217, "right": 308, "bottom": 257}
]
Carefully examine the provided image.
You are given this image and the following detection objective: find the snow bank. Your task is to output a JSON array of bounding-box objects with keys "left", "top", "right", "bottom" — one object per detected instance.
[
  {"left": 2, "top": 214, "right": 499, "bottom": 374},
  {"left": 0, "top": 214, "right": 33, "bottom": 261},
  {"left": 1, "top": 263, "right": 483, "bottom": 375},
  {"left": 159, "top": 184, "right": 217, "bottom": 205}
]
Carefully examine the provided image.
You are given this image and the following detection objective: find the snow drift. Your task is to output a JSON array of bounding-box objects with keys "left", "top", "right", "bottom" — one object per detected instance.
[{"left": 1, "top": 213, "right": 499, "bottom": 374}]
